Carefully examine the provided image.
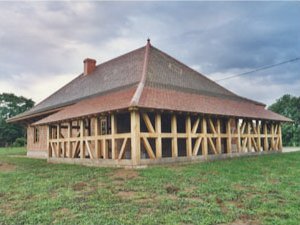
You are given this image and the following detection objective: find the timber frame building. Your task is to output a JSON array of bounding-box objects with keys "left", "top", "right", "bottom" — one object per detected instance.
[{"left": 8, "top": 40, "right": 291, "bottom": 168}]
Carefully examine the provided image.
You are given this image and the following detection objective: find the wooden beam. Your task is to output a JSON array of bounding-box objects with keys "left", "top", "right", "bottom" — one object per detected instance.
[
  {"left": 271, "top": 123, "right": 275, "bottom": 150},
  {"left": 257, "top": 121, "right": 261, "bottom": 151},
  {"left": 247, "top": 121, "right": 252, "bottom": 152},
  {"left": 131, "top": 110, "right": 141, "bottom": 165},
  {"left": 186, "top": 115, "right": 192, "bottom": 157},
  {"left": 80, "top": 120, "right": 85, "bottom": 159},
  {"left": 263, "top": 122, "right": 269, "bottom": 151},
  {"left": 47, "top": 125, "right": 51, "bottom": 158},
  {"left": 208, "top": 118, "right": 217, "bottom": 134},
  {"left": 236, "top": 119, "right": 241, "bottom": 152},
  {"left": 171, "top": 114, "right": 178, "bottom": 157},
  {"left": 216, "top": 119, "right": 221, "bottom": 154},
  {"left": 111, "top": 114, "right": 117, "bottom": 159},
  {"left": 142, "top": 137, "right": 156, "bottom": 159},
  {"left": 192, "top": 118, "right": 200, "bottom": 134},
  {"left": 193, "top": 137, "right": 202, "bottom": 156},
  {"left": 226, "top": 118, "right": 232, "bottom": 153},
  {"left": 278, "top": 123, "right": 283, "bottom": 151},
  {"left": 155, "top": 113, "right": 162, "bottom": 158},
  {"left": 201, "top": 117, "right": 208, "bottom": 156},
  {"left": 85, "top": 140, "right": 95, "bottom": 159},
  {"left": 208, "top": 137, "right": 217, "bottom": 155},
  {"left": 142, "top": 113, "right": 155, "bottom": 133},
  {"left": 67, "top": 122, "right": 71, "bottom": 158},
  {"left": 118, "top": 138, "right": 128, "bottom": 160},
  {"left": 95, "top": 117, "right": 100, "bottom": 158},
  {"left": 57, "top": 124, "right": 61, "bottom": 157},
  {"left": 101, "top": 139, "right": 107, "bottom": 159}
]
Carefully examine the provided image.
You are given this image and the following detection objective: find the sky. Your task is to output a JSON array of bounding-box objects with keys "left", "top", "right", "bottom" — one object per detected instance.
[{"left": 0, "top": 1, "right": 299, "bottom": 106}]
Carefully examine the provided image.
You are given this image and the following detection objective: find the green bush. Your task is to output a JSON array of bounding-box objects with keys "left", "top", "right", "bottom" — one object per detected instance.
[{"left": 12, "top": 137, "right": 27, "bottom": 147}]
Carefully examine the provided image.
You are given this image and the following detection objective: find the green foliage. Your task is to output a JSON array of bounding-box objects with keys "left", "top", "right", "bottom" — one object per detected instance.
[
  {"left": 269, "top": 94, "right": 300, "bottom": 146},
  {"left": 0, "top": 147, "right": 300, "bottom": 225},
  {"left": 12, "top": 137, "right": 27, "bottom": 147},
  {"left": 0, "top": 93, "right": 34, "bottom": 147}
]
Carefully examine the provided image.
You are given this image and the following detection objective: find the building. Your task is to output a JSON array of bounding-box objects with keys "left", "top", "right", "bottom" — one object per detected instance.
[{"left": 8, "top": 40, "right": 291, "bottom": 168}]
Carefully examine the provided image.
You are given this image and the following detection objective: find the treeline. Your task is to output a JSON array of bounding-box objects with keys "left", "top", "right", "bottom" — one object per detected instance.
[
  {"left": 0, "top": 93, "right": 34, "bottom": 147},
  {"left": 269, "top": 94, "right": 300, "bottom": 147}
]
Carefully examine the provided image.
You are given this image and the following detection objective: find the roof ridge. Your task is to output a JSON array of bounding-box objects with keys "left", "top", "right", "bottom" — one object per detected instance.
[{"left": 130, "top": 39, "right": 151, "bottom": 106}]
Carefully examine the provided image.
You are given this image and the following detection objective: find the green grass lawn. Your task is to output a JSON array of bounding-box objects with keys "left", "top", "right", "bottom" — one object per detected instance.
[{"left": 0, "top": 148, "right": 300, "bottom": 225}]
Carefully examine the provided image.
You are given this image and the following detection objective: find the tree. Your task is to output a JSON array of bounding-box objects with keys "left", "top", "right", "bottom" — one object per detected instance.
[
  {"left": 0, "top": 93, "right": 34, "bottom": 147},
  {"left": 268, "top": 94, "right": 300, "bottom": 147}
]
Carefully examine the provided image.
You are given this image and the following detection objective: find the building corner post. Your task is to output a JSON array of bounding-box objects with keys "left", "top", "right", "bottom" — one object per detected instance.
[{"left": 130, "top": 109, "right": 141, "bottom": 166}]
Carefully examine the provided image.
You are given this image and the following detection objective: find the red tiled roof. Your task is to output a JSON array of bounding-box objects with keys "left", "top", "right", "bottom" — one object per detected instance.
[
  {"left": 139, "top": 87, "right": 291, "bottom": 122},
  {"left": 34, "top": 87, "right": 136, "bottom": 125},
  {"left": 11, "top": 40, "right": 291, "bottom": 124}
]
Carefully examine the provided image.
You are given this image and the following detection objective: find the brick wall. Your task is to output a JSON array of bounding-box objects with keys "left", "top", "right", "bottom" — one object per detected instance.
[{"left": 27, "top": 125, "right": 48, "bottom": 152}]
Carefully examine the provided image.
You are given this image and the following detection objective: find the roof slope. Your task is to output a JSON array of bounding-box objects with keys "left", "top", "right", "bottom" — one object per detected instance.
[{"left": 10, "top": 40, "right": 291, "bottom": 124}]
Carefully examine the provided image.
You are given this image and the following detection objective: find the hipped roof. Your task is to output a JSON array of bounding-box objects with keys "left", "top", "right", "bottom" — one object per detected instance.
[{"left": 8, "top": 40, "right": 291, "bottom": 124}]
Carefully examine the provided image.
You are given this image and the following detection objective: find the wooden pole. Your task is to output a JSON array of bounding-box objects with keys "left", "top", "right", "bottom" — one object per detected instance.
[
  {"left": 257, "top": 120, "right": 261, "bottom": 151},
  {"left": 57, "top": 124, "right": 60, "bottom": 158},
  {"left": 67, "top": 122, "right": 71, "bottom": 157},
  {"left": 278, "top": 123, "right": 283, "bottom": 151},
  {"left": 111, "top": 114, "right": 117, "bottom": 159},
  {"left": 80, "top": 120, "right": 85, "bottom": 159},
  {"left": 271, "top": 123, "right": 275, "bottom": 150},
  {"left": 130, "top": 110, "right": 141, "bottom": 165},
  {"left": 171, "top": 114, "right": 178, "bottom": 157},
  {"left": 216, "top": 119, "right": 221, "bottom": 154},
  {"left": 201, "top": 117, "right": 208, "bottom": 157},
  {"left": 226, "top": 118, "right": 232, "bottom": 154},
  {"left": 47, "top": 125, "right": 51, "bottom": 158},
  {"left": 236, "top": 119, "right": 241, "bottom": 152},
  {"left": 94, "top": 117, "right": 100, "bottom": 158},
  {"left": 155, "top": 113, "right": 162, "bottom": 158},
  {"left": 247, "top": 121, "right": 252, "bottom": 152},
  {"left": 263, "top": 122, "right": 269, "bottom": 151},
  {"left": 186, "top": 115, "right": 192, "bottom": 157}
]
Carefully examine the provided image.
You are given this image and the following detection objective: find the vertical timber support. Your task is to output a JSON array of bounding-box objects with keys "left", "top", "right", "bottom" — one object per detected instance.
[
  {"left": 155, "top": 113, "right": 162, "bottom": 159},
  {"left": 130, "top": 110, "right": 141, "bottom": 166},
  {"left": 47, "top": 125, "right": 51, "bottom": 158},
  {"left": 95, "top": 117, "right": 100, "bottom": 158},
  {"left": 278, "top": 123, "right": 283, "bottom": 151},
  {"left": 80, "top": 119, "right": 85, "bottom": 159},
  {"left": 111, "top": 114, "right": 117, "bottom": 159},
  {"left": 226, "top": 118, "right": 232, "bottom": 154},
  {"left": 236, "top": 119, "right": 241, "bottom": 152},
  {"left": 57, "top": 124, "right": 60, "bottom": 157},
  {"left": 271, "top": 123, "right": 275, "bottom": 150},
  {"left": 247, "top": 121, "right": 252, "bottom": 152},
  {"left": 171, "top": 114, "right": 178, "bottom": 157},
  {"left": 257, "top": 120, "right": 261, "bottom": 151},
  {"left": 201, "top": 117, "right": 208, "bottom": 157},
  {"left": 216, "top": 119, "right": 221, "bottom": 154},
  {"left": 67, "top": 122, "right": 71, "bottom": 157},
  {"left": 186, "top": 115, "right": 192, "bottom": 157},
  {"left": 263, "top": 122, "right": 269, "bottom": 151}
]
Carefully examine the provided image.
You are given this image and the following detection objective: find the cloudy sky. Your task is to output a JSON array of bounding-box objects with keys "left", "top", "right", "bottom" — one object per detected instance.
[{"left": 0, "top": 1, "right": 299, "bottom": 106}]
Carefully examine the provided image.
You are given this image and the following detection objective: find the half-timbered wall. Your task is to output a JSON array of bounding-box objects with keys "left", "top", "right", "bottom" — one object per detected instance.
[{"left": 46, "top": 110, "right": 283, "bottom": 167}]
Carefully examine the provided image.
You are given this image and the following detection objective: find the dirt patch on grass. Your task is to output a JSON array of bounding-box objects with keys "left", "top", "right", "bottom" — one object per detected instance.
[
  {"left": 223, "top": 220, "right": 260, "bottom": 225},
  {"left": 111, "top": 169, "right": 139, "bottom": 185},
  {"left": 165, "top": 184, "right": 180, "bottom": 194},
  {"left": 72, "top": 182, "right": 88, "bottom": 191},
  {"left": 117, "top": 191, "right": 137, "bottom": 199},
  {"left": 0, "top": 163, "right": 16, "bottom": 172}
]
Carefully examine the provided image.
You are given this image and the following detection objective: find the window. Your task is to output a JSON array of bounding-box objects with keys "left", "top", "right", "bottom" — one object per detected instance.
[
  {"left": 100, "top": 117, "right": 108, "bottom": 135},
  {"left": 34, "top": 127, "right": 39, "bottom": 143}
]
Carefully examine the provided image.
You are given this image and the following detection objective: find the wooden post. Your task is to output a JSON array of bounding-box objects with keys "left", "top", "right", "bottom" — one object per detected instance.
[
  {"left": 271, "top": 123, "right": 275, "bottom": 150},
  {"left": 226, "top": 118, "right": 232, "bottom": 154},
  {"left": 155, "top": 113, "right": 162, "bottom": 158},
  {"left": 216, "top": 119, "right": 221, "bottom": 154},
  {"left": 236, "top": 119, "right": 241, "bottom": 152},
  {"left": 130, "top": 110, "right": 141, "bottom": 166},
  {"left": 80, "top": 119, "right": 85, "bottom": 159},
  {"left": 67, "top": 122, "right": 71, "bottom": 157},
  {"left": 201, "top": 117, "right": 208, "bottom": 157},
  {"left": 247, "top": 121, "right": 252, "bottom": 152},
  {"left": 94, "top": 117, "right": 100, "bottom": 158},
  {"left": 57, "top": 124, "right": 60, "bottom": 158},
  {"left": 171, "top": 114, "right": 178, "bottom": 157},
  {"left": 263, "top": 122, "right": 269, "bottom": 151},
  {"left": 257, "top": 120, "right": 261, "bottom": 151},
  {"left": 278, "top": 123, "right": 283, "bottom": 151},
  {"left": 111, "top": 114, "right": 117, "bottom": 159},
  {"left": 47, "top": 125, "right": 51, "bottom": 158},
  {"left": 186, "top": 115, "right": 192, "bottom": 157}
]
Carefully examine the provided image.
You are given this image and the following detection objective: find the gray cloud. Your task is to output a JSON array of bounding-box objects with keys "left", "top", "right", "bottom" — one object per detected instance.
[{"left": 0, "top": 1, "right": 299, "bottom": 105}]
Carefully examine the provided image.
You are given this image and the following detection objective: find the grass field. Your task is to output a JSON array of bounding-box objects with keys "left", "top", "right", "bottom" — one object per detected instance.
[{"left": 0, "top": 148, "right": 300, "bottom": 225}]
